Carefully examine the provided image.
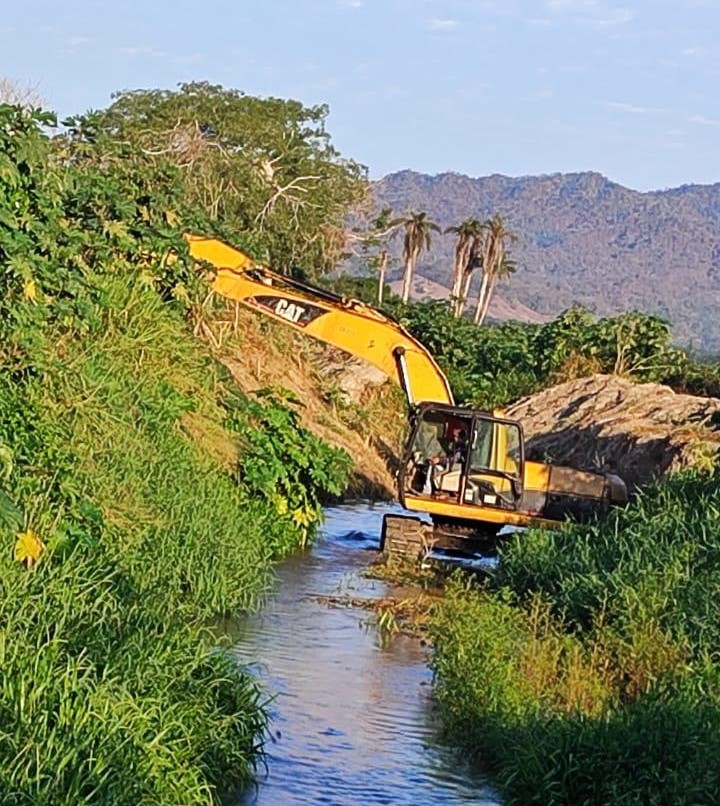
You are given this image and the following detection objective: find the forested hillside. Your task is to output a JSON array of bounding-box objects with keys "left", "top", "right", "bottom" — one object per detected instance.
[{"left": 373, "top": 170, "right": 720, "bottom": 351}]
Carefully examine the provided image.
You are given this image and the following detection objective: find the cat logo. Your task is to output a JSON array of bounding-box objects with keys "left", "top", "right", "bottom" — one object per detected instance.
[
  {"left": 248, "top": 294, "right": 326, "bottom": 327},
  {"left": 274, "top": 298, "right": 307, "bottom": 324}
]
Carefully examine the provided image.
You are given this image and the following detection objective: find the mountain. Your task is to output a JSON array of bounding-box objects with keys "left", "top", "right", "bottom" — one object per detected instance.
[{"left": 372, "top": 170, "right": 720, "bottom": 351}]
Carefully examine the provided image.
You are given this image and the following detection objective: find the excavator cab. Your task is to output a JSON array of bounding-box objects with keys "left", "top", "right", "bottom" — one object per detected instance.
[{"left": 400, "top": 404, "right": 524, "bottom": 513}]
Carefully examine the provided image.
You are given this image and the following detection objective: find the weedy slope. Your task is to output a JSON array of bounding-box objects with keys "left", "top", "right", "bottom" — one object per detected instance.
[{"left": 0, "top": 104, "right": 351, "bottom": 803}]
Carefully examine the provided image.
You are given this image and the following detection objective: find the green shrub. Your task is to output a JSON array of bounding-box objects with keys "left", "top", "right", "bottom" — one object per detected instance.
[
  {"left": 388, "top": 299, "right": 716, "bottom": 407},
  {"left": 227, "top": 388, "right": 352, "bottom": 550}
]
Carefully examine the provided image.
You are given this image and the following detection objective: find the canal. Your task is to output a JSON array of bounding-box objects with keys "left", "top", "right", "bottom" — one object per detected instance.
[{"left": 232, "top": 501, "right": 500, "bottom": 805}]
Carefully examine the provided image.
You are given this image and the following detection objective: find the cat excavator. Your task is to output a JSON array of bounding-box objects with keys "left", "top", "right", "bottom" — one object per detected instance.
[{"left": 187, "top": 235, "right": 627, "bottom": 560}]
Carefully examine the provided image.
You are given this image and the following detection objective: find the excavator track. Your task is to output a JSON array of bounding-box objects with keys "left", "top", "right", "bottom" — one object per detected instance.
[
  {"left": 380, "top": 515, "right": 436, "bottom": 562},
  {"left": 380, "top": 515, "right": 503, "bottom": 563}
]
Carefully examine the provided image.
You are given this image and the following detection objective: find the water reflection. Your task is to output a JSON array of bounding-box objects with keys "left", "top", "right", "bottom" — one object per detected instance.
[{"left": 232, "top": 502, "right": 500, "bottom": 805}]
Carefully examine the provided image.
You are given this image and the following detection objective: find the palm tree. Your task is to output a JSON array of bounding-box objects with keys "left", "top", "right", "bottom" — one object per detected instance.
[
  {"left": 479, "top": 255, "right": 517, "bottom": 324},
  {"left": 390, "top": 211, "right": 441, "bottom": 304},
  {"left": 376, "top": 248, "right": 389, "bottom": 305},
  {"left": 359, "top": 208, "right": 397, "bottom": 306},
  {"left": 457, "top": 235, "right": 484, "bottom": 317},
  {"left": 446, "top": 218, "right": 485, "bottom": 317},
  {"left": 473, "top": 214, "right": 516, "bottom": 325}
]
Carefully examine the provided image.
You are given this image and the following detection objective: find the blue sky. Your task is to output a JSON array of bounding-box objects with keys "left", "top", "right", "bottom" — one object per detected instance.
[{"left": 1, "top": 0, "right": 718, "bottom": 190}]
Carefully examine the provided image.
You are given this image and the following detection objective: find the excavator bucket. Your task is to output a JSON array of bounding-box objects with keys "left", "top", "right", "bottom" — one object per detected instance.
[{"left": 185, "top": 235, "right": 255, "bottom": 272}]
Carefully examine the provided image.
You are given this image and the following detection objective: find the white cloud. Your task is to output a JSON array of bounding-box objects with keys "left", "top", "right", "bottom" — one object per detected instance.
[
  {"left": 171, "top": 53, "right": 205, "bottom": 65},
  {"left": 591, "top": 8, "right": 634, "bottom": 27},
  {"left": 338, "top": 0, "right": 363, "bottom": 7},
  {"left": 689, "top": 114, "right": 720, "bottom": 127},
  {"left": 545, "top": 0, "right": 635, "bottom": 28},
  {"left": 605, "top": 101, "right": 663, "bottom": 114},
  {"left": 115, "top": 45, "right": 167, "bottom": 58},
  {"left": 427, "top": 18, "right": 459, "bottom": 30},
  {"left": 524, "top": 88, "right": 555, "bottom": 101}
]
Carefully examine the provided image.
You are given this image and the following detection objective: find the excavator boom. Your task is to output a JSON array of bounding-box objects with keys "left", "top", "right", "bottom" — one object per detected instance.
[{"left": 187, "top": 236, "right": 454, "bottom": 407}]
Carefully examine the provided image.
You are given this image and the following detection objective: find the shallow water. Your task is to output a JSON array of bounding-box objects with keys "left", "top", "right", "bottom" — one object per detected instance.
[{"left": 231, "top": 501, "right": 500, "bottom": 806}]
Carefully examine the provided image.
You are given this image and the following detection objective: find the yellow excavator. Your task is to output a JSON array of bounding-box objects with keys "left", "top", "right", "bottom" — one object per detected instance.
[{"left": 187, "top": 235, "right": 628, "bottom": 560}]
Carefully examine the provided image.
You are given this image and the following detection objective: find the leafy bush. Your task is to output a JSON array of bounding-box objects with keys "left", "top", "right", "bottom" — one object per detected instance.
[
  {"left": 388, "top": 299, "right": 713, "bottom": 407},
  {"left": 227, "top": 388, "right": 352, "bottom": 550}
]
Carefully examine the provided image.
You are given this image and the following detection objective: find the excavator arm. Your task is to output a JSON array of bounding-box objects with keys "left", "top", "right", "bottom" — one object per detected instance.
[{"left": 186, "top": 235, "right": 454, "bottom": 407}]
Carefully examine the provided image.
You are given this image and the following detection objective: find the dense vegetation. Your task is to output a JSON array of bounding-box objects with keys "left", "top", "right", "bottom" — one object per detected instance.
[
  {"left": 373, "top": 168, "right": 720, "bottom": 351},
  {"left": 431, "top": 470, "right": 720, "bottom": 804},
  {"left": 391, "top": 299, "right": 720, "bottom": 408},
  {"left": 0, "top": 98, "right": 354, "bottom": 803}
]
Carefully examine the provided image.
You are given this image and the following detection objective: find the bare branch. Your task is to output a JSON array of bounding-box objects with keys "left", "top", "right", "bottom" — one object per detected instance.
[
  {"left": 255, "top": 174, "right": 322, "bottom": 227},
  {"left": 0, "top": 77, "right": 45, "bottom": 108}
]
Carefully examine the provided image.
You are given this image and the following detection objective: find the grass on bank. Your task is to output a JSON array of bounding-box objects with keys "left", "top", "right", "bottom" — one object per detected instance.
[
  {"left": 0, "top": 272, "right": 350, "bottom": 804},
  {"left": 430, "top": 470, "right": 720, "bottom": 805},
  {"left": 0, "top": 101, "right": 355, "bottom": 803}
]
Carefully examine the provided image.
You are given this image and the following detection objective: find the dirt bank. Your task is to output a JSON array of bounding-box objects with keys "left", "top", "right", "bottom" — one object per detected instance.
[
  {"left": 507, "top": 374, "right": 720, "bottom": 489},
  {"left": 208, "top": 305, "right": 405, "bottom": 497}
]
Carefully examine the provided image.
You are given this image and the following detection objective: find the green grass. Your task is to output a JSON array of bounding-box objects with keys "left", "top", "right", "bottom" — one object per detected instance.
[
  {"left": 0, "top": 103, "right": 354, "bottom": 803},
  {"left": 0, "top": 274, "right": 350, "bottom": 804},
  {"left": 430, "top": 471, "right": 720, "bottom": 804},
  {"left": 0, "top": 546, "right": 267, "bottom": 804}
]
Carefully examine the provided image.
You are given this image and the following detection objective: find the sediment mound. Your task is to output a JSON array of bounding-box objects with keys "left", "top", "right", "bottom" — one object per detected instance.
[{"left": 507, "top": 374, "right": 720, "bottom": 489}]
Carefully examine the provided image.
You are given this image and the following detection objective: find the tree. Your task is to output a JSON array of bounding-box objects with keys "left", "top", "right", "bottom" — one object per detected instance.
[
  {"left": 391, "top": 211, "right": 441, "bottom": 304},
  {"left": 474, "top": 214, "right": 517, "bottom": 325},
  {"left": 374, "top": 249, "right": 389, "bottom": 305},
  {"left": 73, "top": 82, "right": 368, "bottom": 277},
  {"left": 457, "top": 236, "right": 486, "bottom": 317},
  {"left": 445, "top": 218, "right": 484, "bottom": 317},
  {"left": 359, "top": 207, "right": 398, "bottom": 305}
]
